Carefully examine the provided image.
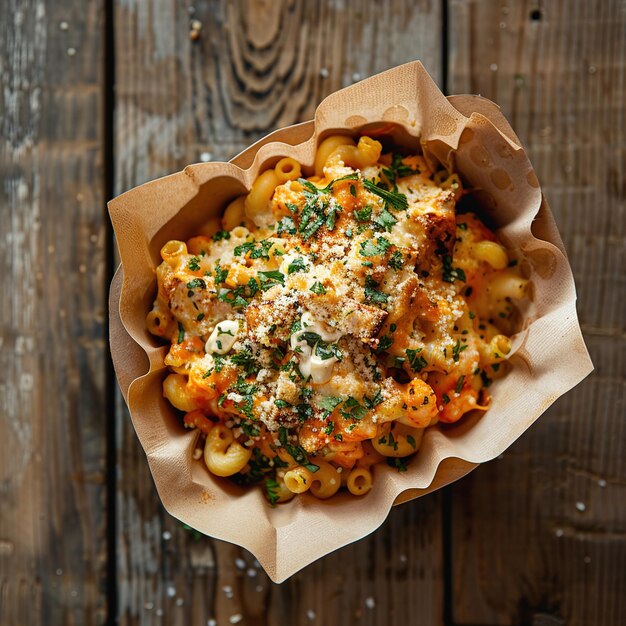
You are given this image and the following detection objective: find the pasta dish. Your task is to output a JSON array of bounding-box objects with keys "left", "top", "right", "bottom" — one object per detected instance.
[{"left": 147, "top": 134, "right": 527, "bottom": 504}]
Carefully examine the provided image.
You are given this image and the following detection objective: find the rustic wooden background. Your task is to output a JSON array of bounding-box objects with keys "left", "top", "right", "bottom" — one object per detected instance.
[{"left": 1, "top": 0, "right": 624, "bottom": 624}]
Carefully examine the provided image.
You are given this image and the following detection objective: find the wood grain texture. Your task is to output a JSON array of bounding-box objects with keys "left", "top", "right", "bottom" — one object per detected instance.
[
  {"left": 0, "top": 1, "right": 108, "bottom": 625},
  {"left": 447, "top": 1, "right": 625, "bottom": 624},
  {"left": 113, "top": 1, "right": 444, "bottom": 624}
]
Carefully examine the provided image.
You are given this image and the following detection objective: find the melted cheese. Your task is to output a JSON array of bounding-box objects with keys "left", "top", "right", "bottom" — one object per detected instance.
[
  {"left": 290, "top": 312, "right": 343, "bottom": 384},
  {"left": 205, "top": 320, "right": 239, "bottom": 355}
]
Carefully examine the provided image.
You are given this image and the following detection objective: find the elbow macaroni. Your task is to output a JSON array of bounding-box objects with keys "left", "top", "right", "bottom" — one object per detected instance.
[
  {"left": 147, "top": 134, "right": 527, "bottom": 505},
  {"left": 204, "top": 425, "right": 252, "bottom": 477}
]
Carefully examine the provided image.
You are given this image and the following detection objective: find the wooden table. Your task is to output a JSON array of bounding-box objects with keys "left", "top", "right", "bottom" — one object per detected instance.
[{"left": 1, "top": 1, "right": 624, "bottom": 624}]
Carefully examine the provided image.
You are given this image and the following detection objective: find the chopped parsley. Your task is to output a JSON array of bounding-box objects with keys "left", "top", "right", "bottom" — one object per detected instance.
[
  {"left": 363, "top": 388, "right": 384, "bottom": 409},
  {"left": 230, "top": 345, "right": 260, "bottom": 375},
  {"left": 310, "top": 281, "right": 326, "bottom": 295},
  {"left": 258, "top": 270, "right": 284, "bottom": 291},
  {"left": 314, "top": 341, "right": 342, "bottom": 361},
  {"left": 381, "top": 153, "right": 419, "bottom": 190},
  {"left": 217, "top": 287, "right": 250, "bottom": 309},
  {"left": 340, "top": 397, "right": 368, "bottom": 421},
  {"left": 360, "top": 237, "right": 391, "bottom": 257},
  {"left": 442, "top": 255, "right": 467, "bottom": 283},
  {"left": 406, "top": 348, "right": 427, "bottom": 372},
  {"left": 298, "top": 173, "right": 359, "bottom": 195},
  {"left": 214, "top": 262, "right": 228, "bottom": 284},
  {"left": 234, "top": 239, "right": 274, "bottom": 260},
  {"left": 373, "top": 208, "right": 398, "bottom": 232},
  {"left": 278, "top": 426, "right": 319, "bottom": 472},
  {"left": 452, "top": 339, "right": 469, "bottom": 362},
  {"left": 188, "top": 257, "right": 201, "bottom": 271},
  {"left": 325, "top": 203, "right": 341, "bottom": 231},
  {"left": 298, "top": 331, "right": 341, "bottom": 361},
  {"left": 287, "top": 257, "right": 308, "bottom": 274},
  {"left": 389, "top": 250, "right": 404, "bottom": 271},
  {"left": 230, "top": 376, "right": 258, "bottom": 419},
  {"left": 362, "top": 179, "right": 408, "bottom": 211},
  {"left": 317, "top": 395, "right": 343, "bottom": 416},
  {"left": 240, "top": 420, "right": 260, "bottom": 438},
  {"left": 364, "top": 276, "right": 389, "bottom": 304},
  {"left": 186, "top": 278, "right": 206, "bottom": 290},
  {"left": 455, "top": 375, "right": 465, "bottom": 394},
  {"left": 295, "top": 403, "right": 314, "bottom": 422},
  {"left": 212, "top": 230, "right": 231, "bottom": 241},
  {"left": 299, "top": 207, "right": 325, "bottom": 240},
  {"left": 296, "top": 175, "right": 359, "bottom": 239},
  {"left": 375, "top": 335, "right": 393, "bottom": 353},
  {"left": 177, "top": 322, "right": 185, "bottom": 344},
  {"left": 216, "top": 354, "right": 228, "bottom": 372},
  {"left": 298, "top": 331, "right": 322, "bottom": 347},
  {"left": 264, "top": 478, "right": 280, "bottom": 506},
  {"left": 276, "top": 216, "right": 296, "bottom": 235},
  {"left": 355, "top": 206, "right": 372, "bottom": 222}
]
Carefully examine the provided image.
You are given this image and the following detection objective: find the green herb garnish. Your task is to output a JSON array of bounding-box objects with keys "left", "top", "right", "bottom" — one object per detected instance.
[
  {"left": 355, "top": 206, "right": 372, "bottom": 222},
  {"left": 360, "top": 237, "right": 391, "bottom": 257},
  {"left": 363, "top": 179, "right": 408, "bottom": 211},
  {"left": 258, "top": 270, "right": 284, "bottom": 291},
  {"left": 287, "top": 257, "right": 308, "bottom": 274},
  {"left": 186, "top": 278, "right": 206, "bottom": 290},
  {"left": 406, "top": 348, "right": 427, "bottom": 372},
  {"left": 364, "top": 276, "right": 389, "bottom": 304},
  {"left": 310, "top": 281, "right": 326, "bottom": 295},
  {"left": 452, "top": 339, "right": 468, "bottom": 362}
]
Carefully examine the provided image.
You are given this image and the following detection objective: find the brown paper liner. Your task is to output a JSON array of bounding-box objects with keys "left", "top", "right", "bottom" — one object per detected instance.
[{"left": 108, "top": 61, "right": 592, "bottom": 582}]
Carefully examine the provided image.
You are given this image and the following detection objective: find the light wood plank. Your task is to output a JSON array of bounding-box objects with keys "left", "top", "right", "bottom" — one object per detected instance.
[
  {"left": 113, "top": 1, "right": 444, "bottom": 623},
  {"left": 0, "top": 1, "right": 108, "bottom": 624},
  {"left": 447, "top": 1, "right": 625, "bottom": 623}
]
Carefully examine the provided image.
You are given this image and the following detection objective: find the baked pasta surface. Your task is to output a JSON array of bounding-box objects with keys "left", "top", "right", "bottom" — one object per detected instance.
[{"left": 147, "top": 135, "right": 527, "bottom": 504}]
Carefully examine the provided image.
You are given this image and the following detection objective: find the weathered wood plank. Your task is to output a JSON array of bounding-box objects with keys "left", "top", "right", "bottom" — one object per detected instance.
[
  {"left": 113, "top": 1, "right": 444, "bottom": 624},
  {"left": 447, "top": 1, "right": 626, "bottom": 624},
  {"left": 0, "top": 1, "right": 108, "bottom": 625}
]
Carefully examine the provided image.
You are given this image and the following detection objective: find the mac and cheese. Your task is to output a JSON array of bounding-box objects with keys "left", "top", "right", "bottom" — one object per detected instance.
[{"left": 147, "top": 135, "right": 527, "bottom": 504}]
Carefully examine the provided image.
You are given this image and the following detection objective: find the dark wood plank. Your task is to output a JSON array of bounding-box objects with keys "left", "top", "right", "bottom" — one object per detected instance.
[
  {"left": 113, "top": 1, "right": 445, "bottom": 624},
  {"left": 0, "top": 1, "right": 108, "bottom": 624},
  {"left": 447, "top": 1, "right": 626, "bottom": 624}
]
